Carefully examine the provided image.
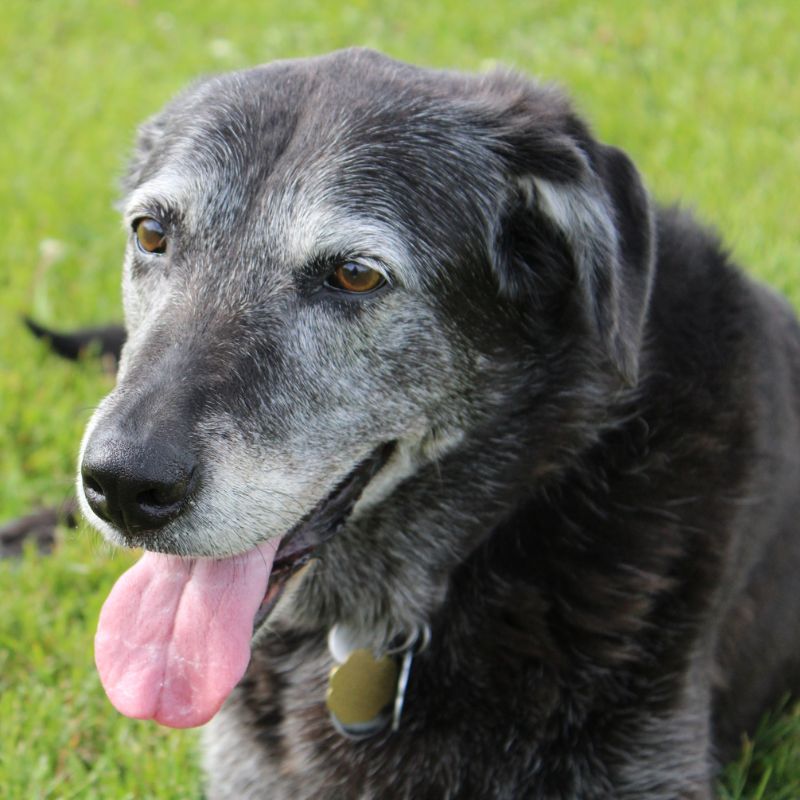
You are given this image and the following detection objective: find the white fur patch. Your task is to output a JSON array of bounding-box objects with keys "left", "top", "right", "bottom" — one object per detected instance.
[
  {"left": 352, "top": 427, "right": 464, "bottom": 518},
  {"left": 285, "top": 202, "right": 419, "bottom": 291},
  {"left": 528, "top": 176, "right": 618, "bottom": 274},
  {"left": 122, "top": 171, "right": 198, "bottom": 230}
]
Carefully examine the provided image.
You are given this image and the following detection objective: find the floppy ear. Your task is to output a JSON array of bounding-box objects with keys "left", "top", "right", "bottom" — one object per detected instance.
[{"left": 490, "top": 106, "right": 655, "bottom": 385}]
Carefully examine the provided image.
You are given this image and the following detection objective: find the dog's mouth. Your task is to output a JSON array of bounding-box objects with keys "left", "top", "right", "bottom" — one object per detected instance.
[
  {"left": 93, "top": 441, "right": 396, "bottom": 730},
  {"left": 255, "top": 440, "right": 396, "bottom": 627}
]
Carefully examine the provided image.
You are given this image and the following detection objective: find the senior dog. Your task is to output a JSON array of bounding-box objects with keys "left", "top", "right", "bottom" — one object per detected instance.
[{"left": 78, "top": 49, "right": 800, "bottom": 798}]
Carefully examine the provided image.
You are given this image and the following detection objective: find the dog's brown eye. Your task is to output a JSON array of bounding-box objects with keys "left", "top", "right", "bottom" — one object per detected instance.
[
  {"left": 326, "top": 262, "right": 386, "bottom": 294},
  {"left": 134, "top": 217, "right": 167, "bottom": 255}
]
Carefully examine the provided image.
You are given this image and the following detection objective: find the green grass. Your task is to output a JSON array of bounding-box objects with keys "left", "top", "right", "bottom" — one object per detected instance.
[
  {"left": 1, "top": 0, "right": 798, "bottom": 796},
  {"left": 0, "top": 538, "right": 202, "bottom": 798}
]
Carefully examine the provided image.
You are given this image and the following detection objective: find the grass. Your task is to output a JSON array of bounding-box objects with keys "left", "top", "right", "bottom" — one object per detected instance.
[
  {"left": 1, "top": 0, "right": 798, "bottom": 796},
  {"left": 0, "top": 539, "right": 202, "bottom": 798}
]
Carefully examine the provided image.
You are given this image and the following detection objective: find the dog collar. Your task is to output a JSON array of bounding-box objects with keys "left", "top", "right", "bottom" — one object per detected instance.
[{"left": 325, "top": 625, "right": 416, "bottom": 740}]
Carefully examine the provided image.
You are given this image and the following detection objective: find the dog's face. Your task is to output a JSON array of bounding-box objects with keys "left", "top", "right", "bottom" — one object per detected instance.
[{"left": 80, "top": 50, "right": 654, "bottom": 676}]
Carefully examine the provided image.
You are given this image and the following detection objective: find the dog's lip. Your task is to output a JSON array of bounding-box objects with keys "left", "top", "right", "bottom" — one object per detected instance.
[{"left": 254, "top": 440, "right": 396, "bottom": 627}]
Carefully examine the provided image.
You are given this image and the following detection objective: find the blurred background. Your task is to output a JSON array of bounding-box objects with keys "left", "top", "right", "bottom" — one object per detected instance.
[{"left": 1, "top": 1, "right": 798, "bottom": 797}]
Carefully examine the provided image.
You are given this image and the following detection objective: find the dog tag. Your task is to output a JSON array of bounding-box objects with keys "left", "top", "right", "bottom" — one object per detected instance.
[{"left": 326, "top": 648, "right": 399, "bottom": 739}]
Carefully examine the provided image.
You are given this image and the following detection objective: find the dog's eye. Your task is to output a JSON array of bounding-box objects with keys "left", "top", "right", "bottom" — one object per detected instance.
[
  {"left": 133, "top": 217, "right": 167, "bottom": 255},
  {"left": 325, "top": 262, "right": 386, "bottom": 294}
]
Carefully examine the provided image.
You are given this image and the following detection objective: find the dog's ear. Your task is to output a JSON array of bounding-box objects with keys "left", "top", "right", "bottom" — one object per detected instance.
[{"left": 488, "top": 101, "right": 655, "bottom": 385}]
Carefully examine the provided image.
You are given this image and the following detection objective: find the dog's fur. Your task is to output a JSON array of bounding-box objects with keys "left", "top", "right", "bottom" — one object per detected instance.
[{"left": 79, "top": 49, "right": 800, "bottom": 798}]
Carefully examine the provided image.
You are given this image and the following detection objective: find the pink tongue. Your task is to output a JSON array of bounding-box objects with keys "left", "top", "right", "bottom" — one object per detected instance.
[{"left": 95, "top": 540, "right": 278, "bottom": 728}]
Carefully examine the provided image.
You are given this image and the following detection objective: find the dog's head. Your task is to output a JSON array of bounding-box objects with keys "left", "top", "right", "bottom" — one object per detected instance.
[{"left": 79, "top": 49, "right": 654, "bottom": 727}]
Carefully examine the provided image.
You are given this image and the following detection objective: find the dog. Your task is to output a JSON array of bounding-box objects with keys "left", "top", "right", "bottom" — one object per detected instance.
[
  {"left": 77, "top": 49, "right": 800, "bottom": 798},
  {"left": 24, "top": 317, "right": 125, "bottom": 371}
]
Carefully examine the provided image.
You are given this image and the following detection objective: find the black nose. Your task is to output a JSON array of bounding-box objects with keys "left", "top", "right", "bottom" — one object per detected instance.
[{"left": 81, "top": 434, "right": 197, "bottom": 535}]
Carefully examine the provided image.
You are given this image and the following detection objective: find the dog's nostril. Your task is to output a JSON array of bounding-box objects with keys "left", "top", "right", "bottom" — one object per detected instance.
[
  {"left": 83, "top": 474, "right": 104, "bottom": 496},
  {"left": 115, "top": 469, "right": 196, "bottom": 533},
  {"left": 137, "top": 488, "right": 166, "bottom": 509},
  {"left": 135, "top": 476, "right": 192, "bottom": 513},
  {"left": 81, "top": 467, "right": 115, "bottom": 525}
]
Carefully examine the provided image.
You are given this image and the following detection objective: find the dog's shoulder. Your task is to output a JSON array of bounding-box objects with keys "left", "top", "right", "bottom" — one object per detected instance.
[{"left": 649, "top": 205, "right": 800, "bottom": 418}]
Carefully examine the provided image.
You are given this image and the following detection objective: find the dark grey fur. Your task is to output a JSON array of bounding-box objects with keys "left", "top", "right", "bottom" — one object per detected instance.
[
  {"left": 79, "top": 49, "right": 800, "bottom": 798},
  {"left": 24, "top": 317, "right": 125, "bottom": 366}
]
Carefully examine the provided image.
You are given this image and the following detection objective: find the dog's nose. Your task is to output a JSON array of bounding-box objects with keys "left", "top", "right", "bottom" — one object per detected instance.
[{"left": 81, "top": 436, "right": 197, "bottom": 534}]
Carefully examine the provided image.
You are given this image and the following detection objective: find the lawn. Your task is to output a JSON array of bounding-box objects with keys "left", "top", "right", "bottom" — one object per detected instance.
[{"left": 1, "top": 0, "right": 798, "bottom": 796}]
